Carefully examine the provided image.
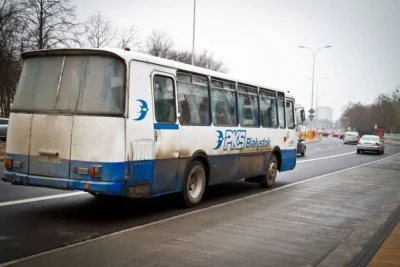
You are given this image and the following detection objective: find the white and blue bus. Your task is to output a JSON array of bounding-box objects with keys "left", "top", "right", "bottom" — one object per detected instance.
[{"left": 3, "top": 48, "right": 305, "bottom": 207}]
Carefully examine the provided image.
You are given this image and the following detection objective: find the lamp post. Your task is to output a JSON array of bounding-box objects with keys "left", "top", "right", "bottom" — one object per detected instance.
[
  {"left": 191, "top": 0, "right": 196, "bottom": 65},
  {"left": 298, "top": 45, "right": 332, "bottom": 119}
]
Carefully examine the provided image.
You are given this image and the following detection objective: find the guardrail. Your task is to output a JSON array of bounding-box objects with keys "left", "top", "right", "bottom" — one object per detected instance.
[
  {"left": 383, "top": 133, "right": 400, "bottom": 140},
  {"left": 297, "top": 130, "right": 320, "bottom": 141}
]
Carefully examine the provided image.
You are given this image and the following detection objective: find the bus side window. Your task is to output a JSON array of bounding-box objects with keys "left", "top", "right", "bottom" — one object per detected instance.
[
  {"left": 277, "top": 92, "right": 286, "bottom": 128},
  {"left": 260, "top": 92, "right": 278, "bottom": 128},
  {"left": 177, "top": 74, "right": 210, "bottom": 126},
  {"left": 153, "top": 75, "right": 176, "bottom": 123},
  {"left": 238, "top": 85, "right": 259, "bottom": 127},
  {"left": 286, "top": 100, "right": 295, "bottom": 129},
  {"left": 210, "top": 81, "right": 237, "bottom": 127}
]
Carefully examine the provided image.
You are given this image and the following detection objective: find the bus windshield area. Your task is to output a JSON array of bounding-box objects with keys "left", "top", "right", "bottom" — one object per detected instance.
[{"left": 11, "top": 55, "right": 125, "bottom": 115}]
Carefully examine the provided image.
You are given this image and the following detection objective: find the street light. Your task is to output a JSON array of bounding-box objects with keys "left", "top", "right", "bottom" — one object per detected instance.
[
  {"left": 191, "top": 0, "right": 196, "bottom": 65},
  {"left": 298, "top": 45, "right": 332, "bottom": 117},
  {"left": 308, "top": 77, "right": 329, "bottom": 119}
]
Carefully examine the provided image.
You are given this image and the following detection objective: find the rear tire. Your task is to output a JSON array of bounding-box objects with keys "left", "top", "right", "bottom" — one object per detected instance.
[
  {"left": 382, "top": 149, "right": 384, "bottom": 154},
  {"left": 260, "top": 154, "right": 278, "bottom": 188},
  {"left": 357, "top": 150, "right": 360, "bottom": 154},
  {"left": 301, "top": 147, "right": 306, "bottom": 157},
  {"left": 182, "top": 160, "right": 206, "bottom": 208}
]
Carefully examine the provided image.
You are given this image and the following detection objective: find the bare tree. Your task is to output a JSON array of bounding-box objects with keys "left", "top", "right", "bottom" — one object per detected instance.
[
  {"left": 0, "top": 0, "right": 23, "bottom": 117},
  {"left": 143, "top": 30, "right": 227, "bottom": 73},
  {"left": 21, "top": 0, "right": 79, "bottom": 50},
  {"left": 194, "top": 50, "right": 226, "bottom": 73},
  {"left": 117, "top": 26, "right": 140, "bottom": 49},
  {"left": 340, "top": 89, "right": 400, "bottom": 135},
  {"left": 83, "top": 12, "right": 116, "bottom": 48},
  {"left": 144, "top": 30, "right": 173, "bottom": 58}
]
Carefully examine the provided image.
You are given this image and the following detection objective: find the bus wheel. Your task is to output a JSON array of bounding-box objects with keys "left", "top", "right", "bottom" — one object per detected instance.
[
  {"left": 260, "top": 154, "right": 278, "bottom": 188},
  {"left": 182, "top": 160, "right": 206, "bottom": 208}
]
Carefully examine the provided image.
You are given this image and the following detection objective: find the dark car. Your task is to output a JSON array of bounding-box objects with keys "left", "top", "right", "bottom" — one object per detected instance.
[
  {"left": 297, "top": 138, "right": 306, "bottom": 157},
  {"left": 0, "top": 118, "right": 8, "bottom": 141},
  {"left": 322, "top": 132, "right": 329, "bottom": 137}
]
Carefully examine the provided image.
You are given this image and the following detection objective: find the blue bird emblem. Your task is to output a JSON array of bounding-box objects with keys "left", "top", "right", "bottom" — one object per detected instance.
[
  {"left": 214, "top": 130, "right": 224, "bottom": 150},
  {"left": 134, "top": 99, "right": 149, "bottom": 121}
]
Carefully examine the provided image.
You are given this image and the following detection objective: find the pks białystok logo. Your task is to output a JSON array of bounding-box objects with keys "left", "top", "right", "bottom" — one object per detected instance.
[
  {"left": 134, "top": 99, "right": 149, "bottom": 121},
  {"left": 214, "top": 129, "right": 271, "bottom": 151}
]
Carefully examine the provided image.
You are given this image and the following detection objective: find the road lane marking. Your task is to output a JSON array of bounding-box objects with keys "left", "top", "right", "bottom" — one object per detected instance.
[
  {"left": 297, "top": 151, "right": 355, "bottom": 163},
  {"left": 0, "top": 192, "right": 86, "bottom": 207},
  {"left": 2, "top": 152, "right": 399, "bottom": 267}
]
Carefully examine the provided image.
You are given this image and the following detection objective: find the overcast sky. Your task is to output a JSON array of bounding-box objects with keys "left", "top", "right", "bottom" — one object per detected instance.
[{"left": 77, "top": 0, "right": 400, "bottom": 120}]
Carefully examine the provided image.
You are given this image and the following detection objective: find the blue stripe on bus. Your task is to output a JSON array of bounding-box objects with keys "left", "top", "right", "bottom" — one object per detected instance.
[
  {"left": 4, "top": 149, "right": 297, "bottom": 196},
  {"left": 153, "top": 123, "right": 179, "bottom": 130},
  {"left": 280, "top": 149, "right": 297, "bottom": 171}
]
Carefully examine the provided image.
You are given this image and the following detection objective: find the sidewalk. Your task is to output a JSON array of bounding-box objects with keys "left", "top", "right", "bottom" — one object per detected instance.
[
  {"left": 3, "top": 154, "right": 400, "bottom": 267},
  {"left": 367, "top": 220, "right": 400, "bottom": 267}
]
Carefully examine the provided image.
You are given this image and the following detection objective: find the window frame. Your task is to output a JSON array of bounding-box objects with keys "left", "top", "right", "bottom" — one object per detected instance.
[
  {"left": 152, "top": 73, "right": 178, "bottom": 124},
  {"left": 259, "top": 88, "right": 279, "bottom": 129},
  {"left": 210, "top": 77, "right": 238, "bottom": 127},
  {"left": 285, "top": 98, "right": 295, "bottom": 129},
  {"left": 237, "top": 83, "right": 260, "bottom": 128},
  {"left": 176, "top": 71, "right": 212, "bottom": 126}
]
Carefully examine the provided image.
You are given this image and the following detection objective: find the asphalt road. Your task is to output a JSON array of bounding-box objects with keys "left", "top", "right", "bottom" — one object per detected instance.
[{"left": 0, "top": 136, "right": 399, "bottom": 264}]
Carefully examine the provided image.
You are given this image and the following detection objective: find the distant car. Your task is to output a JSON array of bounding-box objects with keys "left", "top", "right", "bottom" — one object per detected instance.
[
  {"left": 297, "top": 138, "right": 306, "bottom": 157},
  {"left": 332, "top": 132, "right": 339, "bottom": 138},
  {"left": 0, "top": 118, "right": 8, "bottom": 141},
  {"left": 357, "top": 135, "right": 385, "bottom": 154},
  {"left": 322, "top": 132, "right": 329, "bottom": 137},
  {"left": 343, "top": 131, "right": 359, "bottom": 144}
]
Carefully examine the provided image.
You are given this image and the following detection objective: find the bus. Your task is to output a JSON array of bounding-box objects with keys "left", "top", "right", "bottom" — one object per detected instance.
[{"left": 3, "top": 47, "right": 305, "bottom": 207}]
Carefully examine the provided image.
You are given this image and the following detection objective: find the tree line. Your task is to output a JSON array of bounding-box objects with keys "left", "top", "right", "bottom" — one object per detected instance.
[
  {"left": 0, "top": 0, "right": 226, "bottom": 117},
  {"left": 340, "top": 87, "right": 400, "bottom": 135}
]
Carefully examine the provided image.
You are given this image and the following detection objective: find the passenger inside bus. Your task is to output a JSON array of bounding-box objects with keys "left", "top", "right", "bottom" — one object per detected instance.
[{"left": 215, "top": 101, "right": 230, "bottom": 125}]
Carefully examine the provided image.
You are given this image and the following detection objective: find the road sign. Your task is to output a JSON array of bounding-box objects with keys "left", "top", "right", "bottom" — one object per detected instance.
[
  {"left": 347, "top": 127, "right": 352, "bottom": 131},
  {"left": 308, "top": 108, "right": 315, "bottom": 115},
  {"left": 308, "top": 114, "right": 315, "bottom": 121}
]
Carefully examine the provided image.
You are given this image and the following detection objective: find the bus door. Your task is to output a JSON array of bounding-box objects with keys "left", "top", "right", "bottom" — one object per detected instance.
[
  {"left": 283, "top": 97, "right": 297, "bottom": 170},
  {"left": 151, "top": 71, "right": 180, "bottom": 194}
]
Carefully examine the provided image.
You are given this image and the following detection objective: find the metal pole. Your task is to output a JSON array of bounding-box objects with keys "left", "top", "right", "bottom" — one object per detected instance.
[
  {"left": 311, "top": 52, "right": 316, "bottom": 111},
  {"left": 191, "top": 0, "right": 196, "bottom": 65},
  {"left": 298, "top": 45, "right": 332, "bottom": 118}
]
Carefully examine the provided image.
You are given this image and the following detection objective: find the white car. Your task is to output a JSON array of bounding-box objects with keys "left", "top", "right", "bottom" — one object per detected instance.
[
  {"left": 343, "top": 131, "right": 359, "bottom": 144},
  {"left": 357, "top": 135, "right": 385, "bottom": 154}
]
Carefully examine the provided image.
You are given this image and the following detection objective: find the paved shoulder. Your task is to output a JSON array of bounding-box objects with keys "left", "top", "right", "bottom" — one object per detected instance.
[{"left": 5, "top": 154, "right": 400, "bottom": 267}]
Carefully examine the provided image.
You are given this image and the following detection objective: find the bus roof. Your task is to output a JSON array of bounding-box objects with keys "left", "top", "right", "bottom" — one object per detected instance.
[{"left": 22, "top": 47, "right": 293, "bottom": 97}]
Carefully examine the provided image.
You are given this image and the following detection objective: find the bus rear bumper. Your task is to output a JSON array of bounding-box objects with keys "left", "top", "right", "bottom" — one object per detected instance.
[{"left": 2, "top": 171, "right": 126, "bottom": 196}]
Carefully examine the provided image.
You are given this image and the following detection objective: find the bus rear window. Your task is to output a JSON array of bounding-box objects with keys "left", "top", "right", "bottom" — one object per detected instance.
[{"left": 12, "top": 55, "right": 125, "bottom": 115}]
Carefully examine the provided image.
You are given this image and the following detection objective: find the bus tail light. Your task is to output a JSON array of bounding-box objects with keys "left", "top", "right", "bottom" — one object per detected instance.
[
  {"left": 89, "top": 165, "right": 101, "bottom": 178},
  {"left": 5, "top": 158, "right": 13, "bottom": 170}
]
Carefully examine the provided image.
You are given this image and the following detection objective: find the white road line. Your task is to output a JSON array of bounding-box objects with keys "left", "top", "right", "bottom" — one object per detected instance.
[
  {"left": 0, "top": 192, "right": 86, "bottom": 207},
  {"left": 2, "top": 152, "right": 399, "bottom": 267},
  {"left": 297, "top": 151, "right": 355, "bottom": 163}
]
